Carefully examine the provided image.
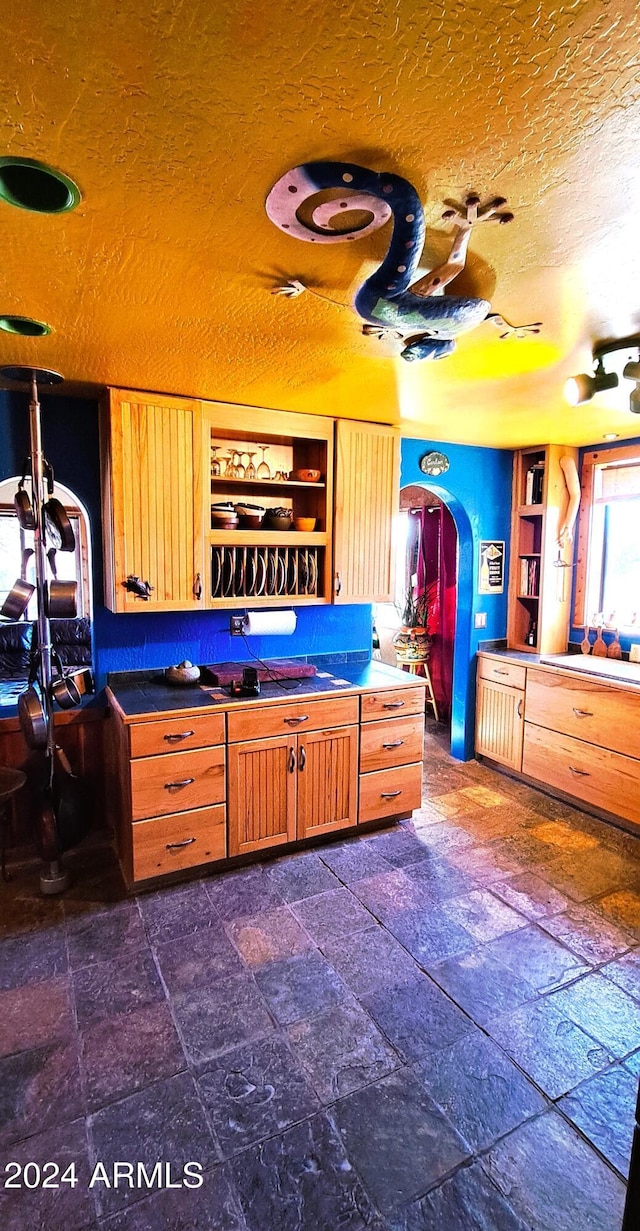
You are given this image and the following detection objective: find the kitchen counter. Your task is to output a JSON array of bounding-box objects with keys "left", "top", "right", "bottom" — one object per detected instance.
[
  {"left": 107, "top": 658, "right": 425, "bottom": 722},
  {"left": 479, "top": 645, "right": 640, "bottom": 691}
]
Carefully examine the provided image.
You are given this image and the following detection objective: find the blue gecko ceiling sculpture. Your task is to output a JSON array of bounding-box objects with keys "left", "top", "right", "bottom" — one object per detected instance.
[{"left": 266, "top": 161, "right": 540, "bottom": 361}]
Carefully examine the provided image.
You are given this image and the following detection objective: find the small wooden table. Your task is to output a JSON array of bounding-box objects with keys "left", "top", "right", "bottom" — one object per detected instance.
[
  {"left": 400, "top": 659, "right": 439, "bottom": 721},
  {"left": 0, "top": 767, "right": 26, "bottom": 881}
]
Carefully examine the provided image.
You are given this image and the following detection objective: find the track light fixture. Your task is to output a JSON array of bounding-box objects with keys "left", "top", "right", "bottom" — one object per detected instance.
[
  {"left": 564, "top": 358, "right": 618, "bottom": 406},
  {"left": 564, "top": 334, "right": 640, "bottom": 412}
]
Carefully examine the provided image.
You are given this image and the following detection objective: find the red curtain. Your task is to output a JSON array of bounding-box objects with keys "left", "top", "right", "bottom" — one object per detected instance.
[{"left": 409, "top": 503, "right": 457, "bottom": 720}]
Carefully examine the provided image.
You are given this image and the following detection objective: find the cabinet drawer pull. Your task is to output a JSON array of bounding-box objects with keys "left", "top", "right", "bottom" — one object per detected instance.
[
  {"left": 382, "top": 740, "right": 404, "bottom": 749},
  {"left": 288, "top": 746, "right": 296, "bottom": 773},
  {"left": 163, "top": 730, "right": 195, "bottom": 743},
  {"left": 299, "top": 745, "right": 306, "bottom": 771},
  {"left": 193, "top": 573, "right": 202, "bottom": 600},
  {"left": 383, "top": 701, "right": 405, "bottom": 709},
  {"left": 493, "top": 669, "right": 509, "bottom": 676},
  {"left": 572, "top": 708, "right": 594, "bottom": 718},
  {"left": 166, "top": 837, "right": 196, "bottom": 850},
  {"left": 517, "top": 699, "right": 523, "bottom": 718},
  {"left": 568, "top": 766, "right": 590, "bottom": 777},
  {"left": 381, "top": 789, "right": 402, "bottom": 798},
  {"left": 164, "top": 777, "right": 195, "bottom": 790},
  {"left": 284, "top": 715, "right": 309, "bottom": 725}
]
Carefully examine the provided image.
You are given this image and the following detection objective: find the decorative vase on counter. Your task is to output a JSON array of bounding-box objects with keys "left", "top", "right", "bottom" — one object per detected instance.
[{"left": 392, "top": 626, "right": 432, "bottom": 663}]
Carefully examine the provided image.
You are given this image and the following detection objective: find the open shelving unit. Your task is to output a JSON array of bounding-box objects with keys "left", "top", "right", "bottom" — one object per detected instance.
[{"left": 507, "top": 444, "right": 578, "bottom": 654}]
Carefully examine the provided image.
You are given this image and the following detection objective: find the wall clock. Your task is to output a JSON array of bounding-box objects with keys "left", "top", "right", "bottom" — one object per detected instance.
[{"left": 419, "top": 450, "right": 450, "bottom": 476}]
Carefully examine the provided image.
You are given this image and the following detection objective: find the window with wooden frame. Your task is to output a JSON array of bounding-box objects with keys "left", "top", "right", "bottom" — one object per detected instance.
[{"left": 574, "top": 445, "right": 640, "bottom": 631}]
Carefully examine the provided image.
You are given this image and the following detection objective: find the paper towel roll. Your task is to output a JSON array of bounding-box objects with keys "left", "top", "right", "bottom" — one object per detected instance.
[{"left": 243, "top": 610, "right": 297, "bottom": 636}]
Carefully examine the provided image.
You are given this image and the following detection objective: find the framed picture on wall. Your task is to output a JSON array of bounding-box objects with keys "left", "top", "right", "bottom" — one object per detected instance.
[{"left": 478, "top": 540, "right": 505, "bottom": 594}]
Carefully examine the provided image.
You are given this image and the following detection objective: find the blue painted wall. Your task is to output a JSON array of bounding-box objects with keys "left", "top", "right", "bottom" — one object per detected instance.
[
  {"left": 401, "top": 438, "right": 513, "bottom": 759},
  {"left": 568, "top": 433, "right": 640, "bottom": 654},
  {"left": 0, "top": 390, "right": 373, "bottom": 689}
]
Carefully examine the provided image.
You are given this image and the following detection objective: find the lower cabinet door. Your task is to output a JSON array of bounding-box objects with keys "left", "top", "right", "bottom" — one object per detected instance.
[
  {"left": 475, "top": 677, "right": 524, "bottom": 770},
  {"left": 227, "top": 735, "right": 297, "bottom": 856},
  {"left": 132, "top": 804, "right": 226, "bottom": 881},
  {"left": 297, "top": 725, "right": 359, "bottom": 839}
]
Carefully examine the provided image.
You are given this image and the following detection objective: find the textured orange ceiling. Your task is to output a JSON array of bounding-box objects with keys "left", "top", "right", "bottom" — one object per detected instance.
[{"left": 2, "top": 0, "right": 640, "bottom": 447}]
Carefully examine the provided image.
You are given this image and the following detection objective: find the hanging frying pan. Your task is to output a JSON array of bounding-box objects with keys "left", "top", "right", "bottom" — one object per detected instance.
[
  {"left": 18, "top": 660, "right": 48, "bottom": 750},
  {"left": 13, "top": 457, "right": 36, "bottom": 530},
  {"left": 43, "top": 461, "right": 76, "bottom": 552},
  {"left": 0, "top": 549, "right": 35, "bottom": 620}
]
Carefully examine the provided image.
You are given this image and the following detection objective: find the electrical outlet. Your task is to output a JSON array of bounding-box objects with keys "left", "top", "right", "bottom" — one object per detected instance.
[
  {"left": 630, "top": 643, "right": 640, "bottom": 663},
  {"left": 474, "top": 612, "right": 487, "bottom": 629},
  {"left": 230, "top": 616, "right": 244, "bottom": 636}
]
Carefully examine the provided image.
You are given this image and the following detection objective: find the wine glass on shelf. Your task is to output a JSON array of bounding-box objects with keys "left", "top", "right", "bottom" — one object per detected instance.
[
  {"left": 244, "top": 451, "right": 257, "bottom": 480},
  {"left": 257, "top": 445, "right": 271, "bottom": 479},
  {"left": 233, "top": 450, "right": 245, "bottom": 478},
  {"left": 210, "top": 445, "right": 221, "bottom": 477},
  {"left": 222, "top": 454, "right": 235, "bottom": 477}
]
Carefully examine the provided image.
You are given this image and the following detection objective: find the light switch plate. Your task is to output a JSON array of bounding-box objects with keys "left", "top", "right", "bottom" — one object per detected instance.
[
  {"left": 630, "top": 643, "right": 640, "bottom": 663},
  {"left": 474, "top": 612, "right": 487, "bottom": 629}
]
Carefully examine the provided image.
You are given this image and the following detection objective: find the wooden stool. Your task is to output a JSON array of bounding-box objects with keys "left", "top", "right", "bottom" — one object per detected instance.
[
  {"left": 402, "top": 659, "right": 439, "bottom": 722},
  {"left": 0, "top": 767, "right": 26, "bottom": 882}
]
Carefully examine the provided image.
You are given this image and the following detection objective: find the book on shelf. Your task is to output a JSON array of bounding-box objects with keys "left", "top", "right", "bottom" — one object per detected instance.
[
  {"left": 519, "top": 556, "right": 539, "bottom": 597},
  {"left": 524, "top": 461, "right": 545, "bottom": 506}
]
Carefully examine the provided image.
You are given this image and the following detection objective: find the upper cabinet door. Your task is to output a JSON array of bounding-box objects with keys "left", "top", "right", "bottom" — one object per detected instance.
[
  {"left": 101, "top": 389, "right": 205, "bottom": 612},
  {"left": 333, "top": 420, "right": 400, "bottom": 603}
]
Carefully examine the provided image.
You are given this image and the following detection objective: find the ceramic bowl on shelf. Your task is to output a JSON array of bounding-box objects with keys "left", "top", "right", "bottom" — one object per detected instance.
[
  {"left": 289, "top": 468, "right": 321, "bottom": 483},
  {"left": 235, "top": 503, "right": 265, "bottom": 517},
  {"left": 293, "top": 517, "right": 316, "bottom": 532},
  {"left": 237, "top": 513, "right": 264, "bottom": 529},
  {"left": 264, "top": 508, "right": 293, "bottom": 530},
  {"left": 211, "top": 510, "right": 238, "bottom": 529}
]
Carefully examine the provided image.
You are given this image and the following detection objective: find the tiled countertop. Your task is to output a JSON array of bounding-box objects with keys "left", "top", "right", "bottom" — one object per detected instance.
[{"left": 107, "top": 658, "right": 425, "bottom": 721}]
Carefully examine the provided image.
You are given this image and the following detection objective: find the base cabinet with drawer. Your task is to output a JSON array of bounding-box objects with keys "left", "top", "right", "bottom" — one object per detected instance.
[
  {"left": 106, "top": 707, "right": 227, "bottom": 884},
  {"left": 475, "top": 656, "right": 526, "bottom": 771},
  {"left": 359, "top": 687, "right": 425, "bottom": 822},
  {"left": 107, "top": 674, "right": 426, "bottom": 886},
  {"left": 226, "top": 696, "right": 359, "bottom": 855},
  {"left": 476, "top": 654, "right": 640, "bottom": 832}
]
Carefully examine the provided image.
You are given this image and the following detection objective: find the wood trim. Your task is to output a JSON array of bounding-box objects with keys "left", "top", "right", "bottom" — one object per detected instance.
[{"left": 573, "top": 443, "right": 640, "bottom": 627}]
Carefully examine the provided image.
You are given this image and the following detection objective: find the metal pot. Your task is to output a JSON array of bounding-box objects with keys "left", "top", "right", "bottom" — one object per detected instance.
[
  {"left": 50, "top": 652, "right": 93, "bottom": 710},
  {"left": 44, "top": 579, "right": 77, "bottom": 618},
  {"left": 1, "top": 548, "right": 35, "bottom": 619},
  {"left": 18, "top": 682, "right": 48, "bottom": 749},
  {"left": 44, "top": 462, "right": 76, "bottom": 552}
]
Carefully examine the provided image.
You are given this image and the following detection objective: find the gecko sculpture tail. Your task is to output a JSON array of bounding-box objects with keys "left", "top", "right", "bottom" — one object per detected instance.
[{"left": 266, "top": 161, "right": 517, "bottom": 361}]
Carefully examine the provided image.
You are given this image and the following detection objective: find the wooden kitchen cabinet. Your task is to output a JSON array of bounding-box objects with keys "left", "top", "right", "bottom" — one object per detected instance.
[
  {"left": 101, "top": 389, "right": 205, "bottom": 612},
  {"left": 333, "top": 420, "right": 400, "bottom": 603},
  {"left": 227, "top": 702, "right": 359, "bottom": 855},
  {"left": 358, "top": 685, "right": 426, "bottom": 822},
  {"left": 475, "top": 675, "right": 524, "bottom": 771},
  {"left": 507, "top": 444, "right": 578, "bottom": 654}
]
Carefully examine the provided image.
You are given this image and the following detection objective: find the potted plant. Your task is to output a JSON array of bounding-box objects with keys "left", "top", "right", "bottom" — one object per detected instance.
[{"left": 393, "top": 588, "right": 432, "bottom": 662}]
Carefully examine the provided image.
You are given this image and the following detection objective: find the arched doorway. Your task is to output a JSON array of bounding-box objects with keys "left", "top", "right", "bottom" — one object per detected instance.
[{"left": 375, "top": 481, "right": 475, "bottom": 760}]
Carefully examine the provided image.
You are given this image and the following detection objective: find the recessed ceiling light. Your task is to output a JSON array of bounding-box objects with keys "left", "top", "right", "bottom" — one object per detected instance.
[
  {"left": 0, "top": 157, "right": 81, "bottom": 214},
  {"left": 603, "top": 433, "right": 619, "bottom": 441},
  {"left": 0, "top": 315, "right": 51, "bottom": 336}
]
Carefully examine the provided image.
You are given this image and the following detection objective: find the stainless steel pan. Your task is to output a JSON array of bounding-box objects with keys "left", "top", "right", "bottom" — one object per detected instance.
[
  {"left": 13, "top": 459, "right": 35, "bottom": 530},
  {"left": 44, "top": 579, "right": 77, "bottom": 618},
  {"left": 43, "top": 462, "right": 75, "bottom": 553},
  {"left": 0, "top": 549, "right": 35, "bottom": 620}
]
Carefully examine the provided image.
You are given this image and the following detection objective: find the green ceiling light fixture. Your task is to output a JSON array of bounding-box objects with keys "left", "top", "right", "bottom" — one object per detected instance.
[
  {"left": 0, "top": 156, "right": 81, "bottom": 214},
  {"left": 0, "top": 315, "right": 52, "bottom": 337}
]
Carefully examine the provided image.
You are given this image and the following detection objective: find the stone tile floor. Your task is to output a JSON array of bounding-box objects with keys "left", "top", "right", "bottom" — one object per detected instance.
[{"left": 1, "top": 719, "right": 639, "bottom": 1229}]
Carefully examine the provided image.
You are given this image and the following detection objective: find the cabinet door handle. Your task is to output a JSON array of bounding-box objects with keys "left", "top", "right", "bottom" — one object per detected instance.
[
  {"left": 381, "top": 789, "right": 402, "bottom": 798},
  {"left": 288, "top": 746, "right": 296, "bottom": 773},
  {"left": 166, "top": 837, "right": 196, "bottom": 850},
  {"left": 299, "top": 745, "right": 306, "bottom": 771},
  {"left": 335, "top": 571, "right": 342, "bottom": 596},
  {"left": 383, "top": 700, "right": 405, "bottom": 709},
  {"left": 383, "top": 740, "right": 404, "bottom": 749},
  {"left": 572, "top": 708, "right": 594, "bottom": 718},
  {"left": 164, "top": 778, "right": 195, "bottom": 790},
  {"left": 494, "top": 669, "right": 509, "bottom": 676},
  {"left": 284, "top": 715, "right": 309, "bottom": 725},
  {"left": 163, "top": 730, "right": 195, "bottom": 743},
  {"left": 517, "top": 699, "right": 523, "bottom": 718},
  {"left": 193, "top": 573, "right": 202, "bottom": 600},
  {"left": 568, "top": 765, "right": 590, "bottom": 777}
]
